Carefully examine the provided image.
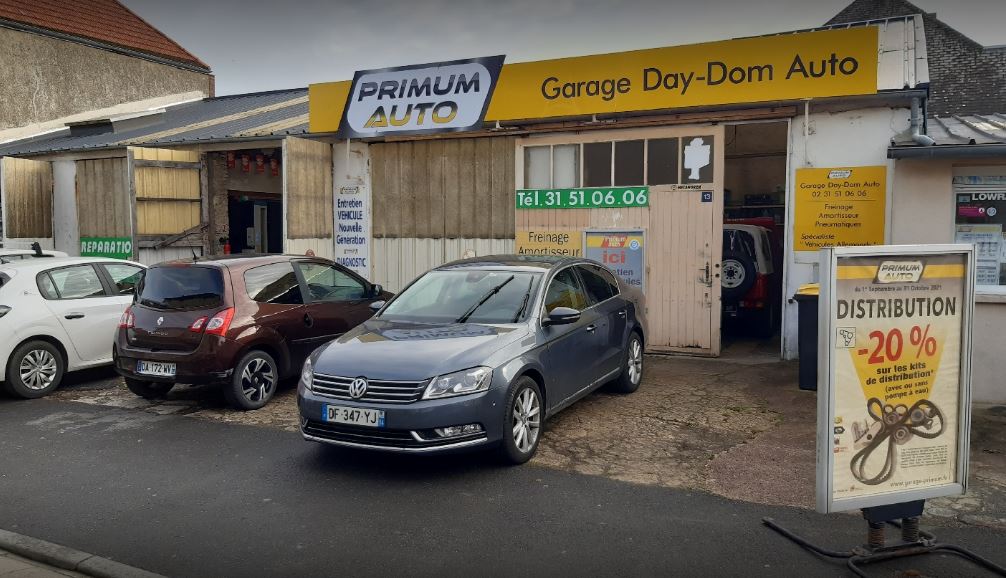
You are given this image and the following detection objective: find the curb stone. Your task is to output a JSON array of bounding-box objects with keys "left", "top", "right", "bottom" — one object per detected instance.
[{"left": 0, "top": 529, "right": 165, "bottom": 578}]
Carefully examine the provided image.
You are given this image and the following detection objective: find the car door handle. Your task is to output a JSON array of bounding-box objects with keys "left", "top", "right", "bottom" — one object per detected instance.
[
  {"left": 303, "top": 313, "right": 314, "bottom": 328},
  {"left": 64, "top": 313, "right": 85, "bottom": 320},
  {"left": 585, "top": 324, "right": 596, "bottom": 333}
]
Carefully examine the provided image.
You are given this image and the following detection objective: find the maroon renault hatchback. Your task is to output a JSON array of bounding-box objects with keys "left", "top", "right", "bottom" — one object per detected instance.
[{"left": 114, "top": 255, "right": 391, "bottom": 410}]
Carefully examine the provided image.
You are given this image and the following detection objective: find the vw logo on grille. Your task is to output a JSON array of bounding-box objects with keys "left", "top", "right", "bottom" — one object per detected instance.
[{"left": 348, "top": 377, "right": 368, "bottom": 399}]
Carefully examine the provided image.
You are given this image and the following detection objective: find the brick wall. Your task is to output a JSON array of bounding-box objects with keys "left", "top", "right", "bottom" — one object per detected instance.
[{"left": 828, "top": 0, "right": 1006, "bottom": 116}]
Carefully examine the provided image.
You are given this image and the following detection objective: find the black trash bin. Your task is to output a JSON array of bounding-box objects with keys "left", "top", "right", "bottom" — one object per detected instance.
[{"left": 793, "top": 284, "right": 819, "bottom": 391}]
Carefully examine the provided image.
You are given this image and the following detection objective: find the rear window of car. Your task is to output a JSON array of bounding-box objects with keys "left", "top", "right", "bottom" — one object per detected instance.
[
  {"left": 724, "top": 229, "right": 757, "bottom": 257},
  {"left": 137, "top": 266, "right": 225, "bottom": 311}
]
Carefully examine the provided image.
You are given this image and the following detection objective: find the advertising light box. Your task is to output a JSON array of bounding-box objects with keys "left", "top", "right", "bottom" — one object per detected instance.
[{"left": 816, "top": 245, "right": 975, "bottom": 513}]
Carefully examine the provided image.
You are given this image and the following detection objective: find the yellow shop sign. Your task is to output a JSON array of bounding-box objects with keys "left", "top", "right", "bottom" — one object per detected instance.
[
  {"left": 310, "top": 27, "right": 878, "bottom": 132},
  {"left": 486, "top": 27, "right": 877, "bottom": 121}
]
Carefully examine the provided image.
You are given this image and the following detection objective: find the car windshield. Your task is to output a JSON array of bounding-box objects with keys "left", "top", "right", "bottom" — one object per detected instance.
[
  {"left": 380, "top": 270, "right": 541, "bottom": 324},
  {"left": 137, "top": 266, "right": 225, "bottom": 311}
]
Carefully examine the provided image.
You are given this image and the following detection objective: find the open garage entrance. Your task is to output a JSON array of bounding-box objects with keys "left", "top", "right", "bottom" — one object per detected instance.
[
  {"left": 721, "top": 121, "right": 789, "bottom": 355},
  {"left": 222, "top": 148, "right": 284, "bottom": 254}
]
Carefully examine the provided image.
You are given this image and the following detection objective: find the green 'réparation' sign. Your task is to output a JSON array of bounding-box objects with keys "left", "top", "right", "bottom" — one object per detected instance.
[
  {"left": 80, "top": 237, "right": 133, "bottom": 260},
  {"left": 516, "top": 187, "right": 649, "bottom": 209}
]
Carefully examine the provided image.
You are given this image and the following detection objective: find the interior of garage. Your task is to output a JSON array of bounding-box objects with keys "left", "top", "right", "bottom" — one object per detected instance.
[
  {"left": 218, "top": 148, "right": 284, "bottom": 254},
  {"left": 721, "top": 121, "right": 789, "bottom": 349}
]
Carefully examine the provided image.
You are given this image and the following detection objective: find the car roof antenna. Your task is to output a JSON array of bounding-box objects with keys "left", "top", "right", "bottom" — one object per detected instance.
[{"left": 31, "top": 241, "right": 43, "bottom": 257}]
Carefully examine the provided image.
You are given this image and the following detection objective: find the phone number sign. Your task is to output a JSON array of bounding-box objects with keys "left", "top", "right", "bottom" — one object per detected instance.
[{"left": 516, "top": 187, "right": 648, "bottom": 209}]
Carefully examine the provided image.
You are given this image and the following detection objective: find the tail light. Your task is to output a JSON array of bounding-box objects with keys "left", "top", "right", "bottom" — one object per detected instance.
[
  {"left": 204, "top": 307, "right": 235, "bottom": 336},
  {"left": 748, "top": 274, "right": 768, "bottom": 301},
  {"left": 118, "top": 306, "right": 134, "bottom": 329},
  {"left": 189, "top": 317, "right": 208, "bottom": 332}
]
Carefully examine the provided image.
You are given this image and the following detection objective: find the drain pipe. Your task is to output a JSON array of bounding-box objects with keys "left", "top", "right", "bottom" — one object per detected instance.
[{"left": 910, "top": 97, "right": 935, "bottom": 146}]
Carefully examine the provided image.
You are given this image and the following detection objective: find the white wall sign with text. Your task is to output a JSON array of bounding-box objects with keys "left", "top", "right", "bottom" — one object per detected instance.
[
  {"left": 334, "top": 184, "right": 371, "bottom": 278},
  {"left": 817, "top": 245, "right": 975, "bottom": 513}
]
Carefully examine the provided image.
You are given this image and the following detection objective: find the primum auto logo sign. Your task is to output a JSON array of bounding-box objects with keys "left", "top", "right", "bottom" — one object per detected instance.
[{"left": 340, "top": 56, "right": 505, "bottom": 138}]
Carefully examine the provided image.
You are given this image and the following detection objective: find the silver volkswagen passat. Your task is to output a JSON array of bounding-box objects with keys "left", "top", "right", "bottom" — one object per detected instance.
[{"left": 297, "top": 255, "right": 646, "bottom": 464}]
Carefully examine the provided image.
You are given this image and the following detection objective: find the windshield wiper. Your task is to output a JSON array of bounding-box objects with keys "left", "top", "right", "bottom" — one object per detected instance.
[
  {"left": 456, "top": 275, "right": 515, "bottom": 323},
  {"left": 511, "top": 278, "right": 534, "bottom": 322}
]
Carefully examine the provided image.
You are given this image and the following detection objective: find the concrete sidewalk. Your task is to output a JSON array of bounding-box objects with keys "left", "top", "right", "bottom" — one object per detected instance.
[{"left": 0, "top": 549, "right": 84, "bottom": 577}]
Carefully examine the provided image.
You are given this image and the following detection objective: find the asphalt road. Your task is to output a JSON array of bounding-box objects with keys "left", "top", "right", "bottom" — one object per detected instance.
[{"left": 1, "top": 398, "right": 1004, "bottom": 578}]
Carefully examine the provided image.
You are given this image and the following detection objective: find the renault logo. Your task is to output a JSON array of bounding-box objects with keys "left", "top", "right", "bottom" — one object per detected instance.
[
  {"left": 157, "top": 317, "right": 164, "bottom": 326},
  {"left": 349, "top": 377, "right": 368, "bottom": 399}
]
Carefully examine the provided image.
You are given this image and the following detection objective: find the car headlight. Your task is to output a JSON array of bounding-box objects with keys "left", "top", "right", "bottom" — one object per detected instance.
[
  {"left": 423, "top": 367, "right": 492, "bottom": 399},
  {"left": 300, "top": 357, "right": 314, "bottom": 391}
]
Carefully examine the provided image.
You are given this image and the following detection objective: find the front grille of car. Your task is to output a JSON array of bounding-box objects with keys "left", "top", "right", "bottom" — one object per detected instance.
[
  {"left": 310, "top": 373, "right": 428, "bottom": 404},
  {"left": 302, "top": 421, "right": 484, "bottom": 449}
]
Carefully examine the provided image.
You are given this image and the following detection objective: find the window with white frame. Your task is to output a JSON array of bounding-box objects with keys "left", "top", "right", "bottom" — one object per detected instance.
[{"left": 522, "top": 136, "right": 713, "bottom": 188}]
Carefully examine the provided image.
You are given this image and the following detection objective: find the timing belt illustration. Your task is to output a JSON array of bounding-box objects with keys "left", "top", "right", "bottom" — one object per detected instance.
[{"left": 849, "top": 397, "right": 945, "bottom": 486}]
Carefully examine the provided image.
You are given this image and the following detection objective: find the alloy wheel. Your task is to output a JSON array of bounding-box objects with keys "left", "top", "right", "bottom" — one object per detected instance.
[
  {"left": 511, "top": 387, "right": 541, "bottom": 454},
  {"left": 240, "top": 357, "right": 275, "bottom": 402},
  {"left": 19, "top": 349, "right": 57, "bottom": 391},
  {"left": 627, "top": 338, "right": 643, "bottom": 385}
]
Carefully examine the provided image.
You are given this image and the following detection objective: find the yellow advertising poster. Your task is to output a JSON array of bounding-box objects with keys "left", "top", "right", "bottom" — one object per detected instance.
[
  {"left": 515, "top": 229, "right": 582, "bottom": 257},
  {"left": 825, "top": 251, "right": 971, "bottom": 511},
  {"left": 309, "top": 27, "right": 878, "bottom": 132},
  {"left": 487, "top": 27, "right": 877, "bottom": 121},
  {"left": 794, "top": 166, "right": 886, "bottom": 252}
]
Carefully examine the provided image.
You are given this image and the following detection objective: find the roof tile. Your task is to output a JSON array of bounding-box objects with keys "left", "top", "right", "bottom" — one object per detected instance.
[{"left": 0, "top": 0, "right": 207, "bottom": 69}]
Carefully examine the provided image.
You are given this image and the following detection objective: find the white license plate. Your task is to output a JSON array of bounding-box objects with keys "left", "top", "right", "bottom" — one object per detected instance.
[
  {"left": 323, "top": 405, "right": 385, "bottom": 428},
  {"left": 136, "top": 360, "right": 176, "bottom": 377}
]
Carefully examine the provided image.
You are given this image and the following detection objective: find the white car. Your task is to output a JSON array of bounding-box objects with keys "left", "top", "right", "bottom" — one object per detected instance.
[
  {"left": 0, "top": 257, "right": 145, "bottom": 398},
  {"left": 0, "top": 248, "right": 70, "bottom": 264}
]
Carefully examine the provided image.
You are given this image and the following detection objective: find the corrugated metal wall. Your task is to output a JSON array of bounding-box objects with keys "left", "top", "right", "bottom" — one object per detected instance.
[
  {"left": 1, "top": 157, "right": 53, "bottom": 239},
  {"left": 138, "top": 245, "right": 204, "bottom": 266},
  {"left": 369, "top": 136, "right": 517, "bottom": 290},
  {"left": 75, "top": 157, "right": 131, "bottom": 238},
  {"left": 132, "top": 148, "right": 201, "bottom": 236},
  {"left": 372, "top": 136, "right": 516, "bottom": 239},
  {"left": 284, "top": 136, "right": 334, "bottom": 240},
  {"left": 373, "top": 237, "right": 514, "bottom": 291}
]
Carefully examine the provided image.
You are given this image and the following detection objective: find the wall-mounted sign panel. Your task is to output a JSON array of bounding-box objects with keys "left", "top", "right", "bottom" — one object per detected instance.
[
  {"left": 516, "top": 187, "right": 649, "bottom": 210},
  {"left": 584, "top": 230, "right": 645, "bottom": 291},
  {"left": 794, "top": 166, "right": 886, "bottom": 252},
  {"left": 515, "top": 229, "right": 582, "bottom": 257},
  {"left": 80, "top": 237, "right": 132, "bottom": 260},
  {"left": 309, "top": 27, "right": 878, "bottom": 133},
  {"left": 337, "top": 56, "right": 504, "bottom": 138},
  {"left": 817, "top": 245, "right": 975, "bottom": 513},
  {"left": 334, "top": 185, "right": 371, "bottom": 277}
]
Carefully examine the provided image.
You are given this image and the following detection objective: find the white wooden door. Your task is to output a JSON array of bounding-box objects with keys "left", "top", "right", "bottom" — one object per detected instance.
[{"left": 646, "top": 183, "right": 722, "bottom": 355}]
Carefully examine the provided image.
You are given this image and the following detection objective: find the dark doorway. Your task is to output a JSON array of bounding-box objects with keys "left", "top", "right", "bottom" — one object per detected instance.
[{"left": 228, "top": 192, "right": 282, "bottom": 254}]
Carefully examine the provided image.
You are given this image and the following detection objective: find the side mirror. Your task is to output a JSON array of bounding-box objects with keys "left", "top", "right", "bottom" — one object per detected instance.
[
  {"left": 369, "top": 300, "right": 386, "bottom": 312},
  {"left": 544, "top": 306, "right": 580, "bottom": 326},
  {"left": 370, "top": 283, "right": 384, "bottom": 298}
]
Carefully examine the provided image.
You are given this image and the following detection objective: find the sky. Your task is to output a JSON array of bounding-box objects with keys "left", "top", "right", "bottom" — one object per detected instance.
[{"left": 121, "top": 0, "right": 1006, "bottom": 96}]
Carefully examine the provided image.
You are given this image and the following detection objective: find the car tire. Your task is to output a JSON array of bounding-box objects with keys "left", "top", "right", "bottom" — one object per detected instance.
[
  {"left": 3, "top": 340, "right": 65, "bottom": 399},
  {"left": 721, "top": 249, "right": 757, "bottom": 301},
  {"left": 608, "top": 332, "right": 644, "bottom": 394},
  {"left": 124, "top": 378, "right": 174, "bottom": 400},
  {"left": 224, "top": 350, "right": 278, "bottom": 411},
  {"left": 498, "top": 376, "right": 543, "bottom": 465}
]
